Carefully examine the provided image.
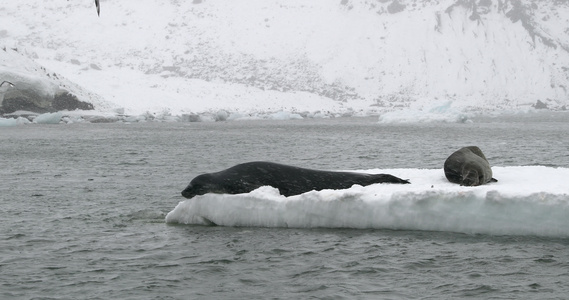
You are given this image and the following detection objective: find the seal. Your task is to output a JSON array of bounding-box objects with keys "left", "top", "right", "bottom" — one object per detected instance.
[
  {"left": 181, "top": 161, "right": 410, "bottom": 198},
  {"left": 444, "top": 146, "right": 498, "bottom": 186}
]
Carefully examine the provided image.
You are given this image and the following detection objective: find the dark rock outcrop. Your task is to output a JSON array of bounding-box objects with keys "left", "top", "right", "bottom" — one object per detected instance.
[
  {"left": 1, "top": 47, "right": 96, "bottom": 116},
  {"left": 533, "top": 99, "right": 548, "bottom": 109},
  {"left": 1, "top": 86, "right": 93, "bottom": 115},
  {"left": 52, "top": 92, "right": 94, "bottom": 111}
]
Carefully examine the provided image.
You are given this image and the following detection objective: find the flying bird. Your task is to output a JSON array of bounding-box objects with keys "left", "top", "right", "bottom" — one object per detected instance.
[
  {"left": 1, "top": 81, "right": 15, "bottom": 88},
  {"left": 95, "top": 0, "right": 100, "bottom": 16}
]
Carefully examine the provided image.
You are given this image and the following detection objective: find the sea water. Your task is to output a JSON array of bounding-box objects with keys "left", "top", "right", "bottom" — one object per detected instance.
[{"left": 1, "top": 113, "right": 569, "bottom": 299}]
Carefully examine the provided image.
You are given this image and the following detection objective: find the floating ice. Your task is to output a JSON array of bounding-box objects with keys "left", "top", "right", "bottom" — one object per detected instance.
[
  {"left": 267, "top": 111, "right": 303, "bottom": 120},
  {"left": 0, "top": 117, "right": 30, "bottom": 126},
  {"left": 166, "top": 166, "right": 569, "bottom": 237},
  {"left": 378, "top": 101, "right": 472, "bottom": 124},
  {"left": 33, "top": 112, "right": 63, "bottom": 124}
]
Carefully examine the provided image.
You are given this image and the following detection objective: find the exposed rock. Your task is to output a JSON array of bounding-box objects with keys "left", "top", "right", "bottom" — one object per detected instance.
[
  {"left": 387, "top": 0, "right": 406, "bottom": 14},
  {"left": 1, "top": 48, "right": 98, "bottom": 116},
  {"left": 533, "top": 99, "right": 548, "bottom": 109},
  {"left": 0, "top": 86, "right": 94, "bottom": 115},
  {"left": 1, "top": 89, "right": 51, "bottom": 113},
  {"left": 53, "top": 92, "right": 94, "bottom": 111}
]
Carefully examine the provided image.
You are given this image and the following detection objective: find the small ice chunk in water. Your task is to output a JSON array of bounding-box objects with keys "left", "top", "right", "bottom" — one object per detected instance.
[{"left": 34, "top": 112, "right": 63, "bottom": 124}]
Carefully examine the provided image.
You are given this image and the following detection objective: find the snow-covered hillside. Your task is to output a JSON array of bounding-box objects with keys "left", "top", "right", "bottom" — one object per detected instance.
[{"left": 1, "top": 0, "right": 568, "bottom": 118}]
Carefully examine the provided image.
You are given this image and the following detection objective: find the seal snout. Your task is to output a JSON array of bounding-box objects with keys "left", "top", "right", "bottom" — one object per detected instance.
[
  {"left": 460, "top": 170, "right": 481, "bottom": 186},
  {"left": 181, "top": 184, "right": 195, "bottom": 198}
]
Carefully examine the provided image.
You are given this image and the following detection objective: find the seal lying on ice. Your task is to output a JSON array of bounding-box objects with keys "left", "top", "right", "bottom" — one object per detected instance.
[
  {"left": 444, "top": 146, "right": 498, "bottom": 186},
  {"left": 181, "top": 161, "right": 410, "bottom": 198}
]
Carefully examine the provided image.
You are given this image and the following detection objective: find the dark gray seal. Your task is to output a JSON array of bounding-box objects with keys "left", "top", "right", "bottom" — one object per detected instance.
[
  {"left": 181, "top": 161, "right": 410, "bottom": 198},
  {"left": 444, "top": 146, "right": 497, "bottom": 186}
]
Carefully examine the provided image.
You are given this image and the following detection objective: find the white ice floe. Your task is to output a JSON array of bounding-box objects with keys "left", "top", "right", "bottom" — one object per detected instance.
[{"left": 166, "top": 166, "right": 569, "bottom": 237}]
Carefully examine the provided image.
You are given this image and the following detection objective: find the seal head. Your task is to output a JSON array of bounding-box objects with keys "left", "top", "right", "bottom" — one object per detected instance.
[{"left": 444, "top": 146, "right": 497, "bottom": 186}]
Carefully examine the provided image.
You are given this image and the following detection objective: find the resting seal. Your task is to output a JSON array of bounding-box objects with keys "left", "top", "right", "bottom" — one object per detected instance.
[
  {"left": 444, "top": 146, "right": 497, "bottom": 186},
  {"left": 181, "top": 161, "right": 410, "bottom": 198}
]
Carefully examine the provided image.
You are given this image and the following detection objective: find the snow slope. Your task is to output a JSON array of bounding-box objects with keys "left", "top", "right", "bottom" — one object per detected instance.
[{"left": 1, "top": 0, "right": 568, "bottom": 117}]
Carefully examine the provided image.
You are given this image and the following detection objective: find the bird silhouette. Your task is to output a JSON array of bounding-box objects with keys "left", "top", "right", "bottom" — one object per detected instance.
[
  {"left": 1, "top": 81, "right": 15, "bottom": 88},
  {"left": 95, "top": 0, "right": 100, "bottom": 16}
]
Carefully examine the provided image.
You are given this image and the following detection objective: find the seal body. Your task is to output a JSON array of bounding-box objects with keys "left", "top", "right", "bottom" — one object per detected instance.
[
  {"left": 444, "top": 146, "right": 497, "bottom": 186},
  {"left": 181, "top": 161, "right": 410, "bottom": 198}
]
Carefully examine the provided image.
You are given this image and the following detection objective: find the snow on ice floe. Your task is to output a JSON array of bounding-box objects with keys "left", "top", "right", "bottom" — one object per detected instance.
[{"left": 166, "top": 166, "right": 569, "bottom": 237}]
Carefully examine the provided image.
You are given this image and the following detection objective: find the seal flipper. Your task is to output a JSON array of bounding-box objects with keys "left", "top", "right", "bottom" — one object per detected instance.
[
  {"left": 490, "top": 178, "right": 498, "bottom": 183},
  {"left": 376, "top": 174, "right": 410, "bottom": 184}
]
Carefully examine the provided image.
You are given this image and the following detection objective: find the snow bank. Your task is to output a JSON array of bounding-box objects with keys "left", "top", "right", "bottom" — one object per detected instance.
[{"left": 2, "top": 0, "right": 568, "bottom": 118}]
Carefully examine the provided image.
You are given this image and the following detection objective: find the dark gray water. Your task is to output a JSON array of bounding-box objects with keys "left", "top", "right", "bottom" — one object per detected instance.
[{"left": 1, "top": 114, "right": 569, "bottom": 299}]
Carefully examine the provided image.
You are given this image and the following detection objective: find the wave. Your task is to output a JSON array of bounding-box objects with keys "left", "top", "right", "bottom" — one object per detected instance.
[{"left": 166, "top": 167, "right": 569, "bottom": 237}]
